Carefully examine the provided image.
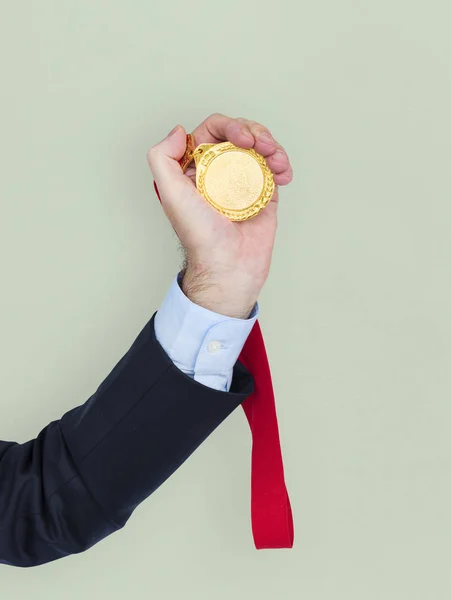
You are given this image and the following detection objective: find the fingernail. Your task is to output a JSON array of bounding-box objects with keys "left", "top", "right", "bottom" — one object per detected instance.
[
  {"left": 273, "top": 149, "right": 285, "bottom": 161},
  {"left": 258, "top": 132, "right": 273, "bottom": 144}
]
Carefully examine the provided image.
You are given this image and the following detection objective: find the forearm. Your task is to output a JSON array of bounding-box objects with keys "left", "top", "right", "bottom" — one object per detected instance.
[{"left": 0, "top": 315, "right": 253, "bottom": 568}]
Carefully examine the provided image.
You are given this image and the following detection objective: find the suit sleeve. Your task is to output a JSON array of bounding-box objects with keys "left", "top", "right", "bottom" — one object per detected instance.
[{"left": 0, "top": 314, "right": 253, "bottom": 568}]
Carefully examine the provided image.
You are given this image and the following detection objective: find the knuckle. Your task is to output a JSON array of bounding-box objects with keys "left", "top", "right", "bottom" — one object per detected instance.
[{"left": 208, "top": 111, "right": 224, "bottom": 120}]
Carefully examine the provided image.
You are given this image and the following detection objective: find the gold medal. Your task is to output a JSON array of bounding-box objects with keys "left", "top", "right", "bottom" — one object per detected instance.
[{"left": 180, "top": 134, "right": 274, "bottom": 221}]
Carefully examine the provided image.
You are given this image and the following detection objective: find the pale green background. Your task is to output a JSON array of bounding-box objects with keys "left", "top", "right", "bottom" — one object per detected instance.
[{"left": 1, "top": 1, "right": 450, "bottom": 598}]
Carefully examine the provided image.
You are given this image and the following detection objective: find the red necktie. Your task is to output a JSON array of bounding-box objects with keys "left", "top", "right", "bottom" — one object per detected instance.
[{"left": 153, "top": 144, "right": 294, "bottom": 549}]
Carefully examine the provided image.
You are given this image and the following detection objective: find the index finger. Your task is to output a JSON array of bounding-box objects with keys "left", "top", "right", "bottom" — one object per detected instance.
[
  {"left": 191, "top": 113, "right": 255, "bottom": 150},
  {"left": 191, "top": 113, "right": 293, "bottom": 186}
]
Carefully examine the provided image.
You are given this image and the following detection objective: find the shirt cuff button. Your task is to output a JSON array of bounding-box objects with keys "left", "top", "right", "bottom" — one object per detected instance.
[{"left": 207, "top": 341, "right": 222, "bottom": 353}]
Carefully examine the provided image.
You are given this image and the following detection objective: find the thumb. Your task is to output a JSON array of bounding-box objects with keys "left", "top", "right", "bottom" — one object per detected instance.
[{"left": 147, "top": 125, "right": 192, "bottom": 200}]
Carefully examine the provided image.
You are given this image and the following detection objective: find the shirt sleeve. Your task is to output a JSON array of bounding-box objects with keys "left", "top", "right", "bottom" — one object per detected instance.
[{"left": 154, "top": 274, "right": 259, "bottom": 392}]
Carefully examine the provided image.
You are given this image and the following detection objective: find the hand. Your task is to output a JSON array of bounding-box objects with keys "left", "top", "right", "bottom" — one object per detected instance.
[{"left": 147, "top": 113, "right": 293, "bottom": 319}]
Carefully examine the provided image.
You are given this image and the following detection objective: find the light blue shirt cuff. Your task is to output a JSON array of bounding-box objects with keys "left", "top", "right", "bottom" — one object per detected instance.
[{"left": 154, "top": 274, "right": 259, "bottom": 392}]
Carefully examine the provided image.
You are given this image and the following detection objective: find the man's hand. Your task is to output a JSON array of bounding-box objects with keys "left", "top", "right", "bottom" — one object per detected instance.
[{"left": 147, "top": 114, "right": 293, "bottom": 319}]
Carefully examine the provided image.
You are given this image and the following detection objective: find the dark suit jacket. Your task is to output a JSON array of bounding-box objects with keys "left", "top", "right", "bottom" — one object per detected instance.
[{"left": 0, "top": 314, "right": 253, "bottom": 567}]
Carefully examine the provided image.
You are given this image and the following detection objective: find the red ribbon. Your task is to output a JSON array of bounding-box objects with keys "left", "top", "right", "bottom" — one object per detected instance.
[{"left": 153, "top": 145, "right": 294, "bottom": 549}]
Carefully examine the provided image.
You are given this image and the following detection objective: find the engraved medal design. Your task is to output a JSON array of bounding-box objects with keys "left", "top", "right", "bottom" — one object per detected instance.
[{"left": 180, "top": 136, "right": 274, "bottom": 221}]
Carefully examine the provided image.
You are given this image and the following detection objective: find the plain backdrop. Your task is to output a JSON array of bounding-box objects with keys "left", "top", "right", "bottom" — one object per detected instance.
[{"left": 1, "top": 1, "right": 451, "bottom": 598}]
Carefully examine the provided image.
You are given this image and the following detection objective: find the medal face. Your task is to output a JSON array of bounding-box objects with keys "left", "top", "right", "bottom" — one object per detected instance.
[{"left": 194, "top": 142, "right": 274, "bottom": 221}]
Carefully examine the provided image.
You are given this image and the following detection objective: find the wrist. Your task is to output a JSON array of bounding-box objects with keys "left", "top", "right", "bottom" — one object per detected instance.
[{"left": 180, "top": 263, "right": 260, "bottom": 319}]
